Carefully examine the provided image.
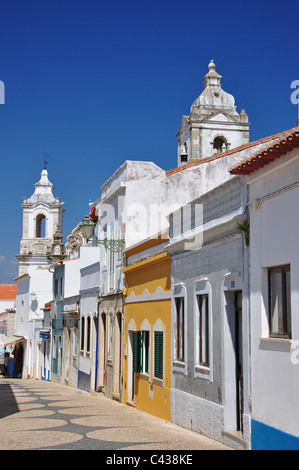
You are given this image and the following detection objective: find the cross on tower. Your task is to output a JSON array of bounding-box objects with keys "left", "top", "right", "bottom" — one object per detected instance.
[{"left": 44, "top": 153, "right": 49, "bottom": 170}]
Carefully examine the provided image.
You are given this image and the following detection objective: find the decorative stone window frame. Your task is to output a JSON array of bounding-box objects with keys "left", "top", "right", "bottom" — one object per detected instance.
[
  {"left": 194, "top": 278, "right": 213, "bottom": 381},
  {"left": 152, "top": 318, "right": 165, "bottom": 386},
  {"left": 172, "top": 283, "right": 187, "bottom": 375}
]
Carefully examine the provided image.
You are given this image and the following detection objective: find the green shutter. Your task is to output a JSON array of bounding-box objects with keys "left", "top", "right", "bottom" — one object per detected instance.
[
  {"left": 133, "top": 331, "right": 143, "bottom": 373},
  {"left": 154, "top": 331, "right": 163, "bottom": 380},
  {"left": 143, "top": 331, "right": 149, "bottom": 374}
]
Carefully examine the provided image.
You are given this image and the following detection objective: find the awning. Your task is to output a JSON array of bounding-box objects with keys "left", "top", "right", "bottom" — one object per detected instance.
[{"left": 2, "top": 335, "right": 25, "bottom": 346}]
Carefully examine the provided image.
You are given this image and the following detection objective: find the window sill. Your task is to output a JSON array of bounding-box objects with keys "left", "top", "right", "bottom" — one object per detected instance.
[
  {"left": 173, "top": 360, "right": 187, "bottom": 375},
  {"left": 195, "top": 364, "right": 210, "bottom": 373},
  {"left": 80, "top": 351, "right": 90, "bottom": 357},
  {"left": 194, "top": 364, "right": 211, "bottom": 380},
  {"left": 152, "top": 377, "right": 164, "bottom": 387},
  {"left": 260, "top": 337, "right": 292, "bottom": 344},
  {"left": 140, "top": 372, "right": 150, "bottom": 381},
  {"left": 173, "top": 360, "right": 185, "bottom": 368}
]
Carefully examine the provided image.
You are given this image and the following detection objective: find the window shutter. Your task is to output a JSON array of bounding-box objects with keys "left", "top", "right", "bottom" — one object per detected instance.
[
  {"left": 133, "top": 331, "right": 143, "bottom": 373},
  {"left": 154, "top": 331, "right": 163, "bottom": 380}
]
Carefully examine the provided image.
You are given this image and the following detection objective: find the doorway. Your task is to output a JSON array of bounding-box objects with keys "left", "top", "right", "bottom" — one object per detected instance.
[
  {"left": 127, "top": 330, "right": 135, "bottom": 403},
  {"left": 223, "top": 289, "right": 244, "bottom": 434},
  {"left": 113, "top": 312, "right": 122, "bottom": 397},
  {"left": 93, "top": 315, "right": 99, "bottom": 391},
  {"left": 99, "top": 312, "right": 107, "bottom": 388},
  {"left": 234, "top": 291, "right": 243, "bottom": 432}
]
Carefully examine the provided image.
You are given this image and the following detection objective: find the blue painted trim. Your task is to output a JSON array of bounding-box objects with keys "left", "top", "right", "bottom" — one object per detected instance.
[{"left": 251, "top": 419, "right": 299, "bottom": 450}]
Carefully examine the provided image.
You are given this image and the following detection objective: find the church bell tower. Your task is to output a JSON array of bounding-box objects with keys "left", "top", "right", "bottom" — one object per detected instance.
[
  {"left": 177, "top": 60, "right": 250, "bottom": 167},
  {"left": 16, "top": 166, "right": 65, "bottom": 276}
]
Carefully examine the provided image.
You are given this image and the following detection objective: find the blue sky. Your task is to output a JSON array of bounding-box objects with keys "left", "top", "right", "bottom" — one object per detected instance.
[{"left": 0, "top": 0, "right": 298, "bottom": 282}]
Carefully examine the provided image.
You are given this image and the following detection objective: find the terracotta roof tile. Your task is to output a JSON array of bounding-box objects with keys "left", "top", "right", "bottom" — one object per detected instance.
[
  {"left": 229, "top": 127, "right": 299, "bottom": 175},
  {"left": 0, "top": 283, "right": 17, "bottom": 300},
  {"left": 166, "top": 130, "right": 289, "bottom": 177}
]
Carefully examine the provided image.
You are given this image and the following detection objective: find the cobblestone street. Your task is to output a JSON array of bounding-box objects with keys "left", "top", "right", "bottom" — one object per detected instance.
[{"left": 0, "top": 378, "right": 232, "bottom": 451}]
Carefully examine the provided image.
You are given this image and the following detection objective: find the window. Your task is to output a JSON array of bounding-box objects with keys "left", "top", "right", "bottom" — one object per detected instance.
[
  {"left": 108, "top": 312, "right": 113, "bottom": 358},
  {"left": 154, "top": 331, "right": 163, "bottom": 380},
  {"left": 197, "top": 294, "right": 209, "bottom": 367},
  {"left": 175, "top": 297, "right": 184, "bottom": 362},
  {"left": 86, "top": 316, "right": 91, "bottom": 353},
  {"left": 132, "top": 331, "right": 142, "bottom": 373},
  {"left": 81, "top": 317, "right": 85, "bottom": 351},
  {"left": 268, "top": 265, "right": 291, "bottom": 338},
  {"left": 132, "top": 323, "right": 163, "bottom": 381}
]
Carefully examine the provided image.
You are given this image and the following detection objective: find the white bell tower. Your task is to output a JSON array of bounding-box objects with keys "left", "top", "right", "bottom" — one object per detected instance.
[
  {"left": 16, "top": 166, "right": 65, "bottom": 275},
  {"left": 177, "top": 60, "right": 250, "bottom": 166}
]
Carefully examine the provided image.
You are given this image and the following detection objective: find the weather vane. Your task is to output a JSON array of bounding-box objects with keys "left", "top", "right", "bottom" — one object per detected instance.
[{"left": 44, "top": 153, "right": 49, "bottom": 170}]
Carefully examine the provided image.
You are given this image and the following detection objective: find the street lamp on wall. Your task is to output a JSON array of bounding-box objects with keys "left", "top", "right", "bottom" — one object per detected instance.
[
  {"left": 79, "top": 215, "right": 94, "bottom": 241},
  {"left": 79, "top": 215, "right": 125, "bottom": 253}
]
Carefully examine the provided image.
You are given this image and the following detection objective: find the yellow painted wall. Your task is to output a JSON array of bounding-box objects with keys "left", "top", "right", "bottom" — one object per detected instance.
[{"left": 122, "top": 251, "right": 171, "bottom": 421}]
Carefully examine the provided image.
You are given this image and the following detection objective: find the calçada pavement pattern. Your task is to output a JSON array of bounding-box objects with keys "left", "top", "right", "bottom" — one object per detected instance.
[{"left": 0, "top": 378, "right": 232, "bottom": 451}]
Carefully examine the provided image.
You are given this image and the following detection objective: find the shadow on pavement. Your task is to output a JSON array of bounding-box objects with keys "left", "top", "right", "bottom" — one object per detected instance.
[{"left": 0, "top": 382, "right": 19, "bottom": 419}]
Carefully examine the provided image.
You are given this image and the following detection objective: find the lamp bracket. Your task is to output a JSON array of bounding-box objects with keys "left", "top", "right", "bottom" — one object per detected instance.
[{"left": 89, "top": 238, "right": 124, "bottom": 253}]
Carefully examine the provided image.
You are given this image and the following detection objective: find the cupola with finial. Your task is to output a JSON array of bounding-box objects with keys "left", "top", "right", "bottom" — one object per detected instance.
[{"left": 177, "top": 60, "right": 250, "bottom": 166}]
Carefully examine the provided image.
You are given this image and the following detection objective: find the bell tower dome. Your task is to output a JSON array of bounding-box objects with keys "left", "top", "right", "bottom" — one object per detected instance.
[
  {"left": 177, "top": 60, "right": 250, "bottom": 166},
  {"left": 16, "top": 167, "right": 65, "bottom": 275}
]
